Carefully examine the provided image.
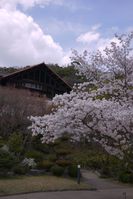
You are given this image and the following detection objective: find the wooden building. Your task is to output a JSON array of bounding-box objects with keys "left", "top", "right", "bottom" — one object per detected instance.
[{"left": 0, "top": 63, "right": 71, "bottom": 98}]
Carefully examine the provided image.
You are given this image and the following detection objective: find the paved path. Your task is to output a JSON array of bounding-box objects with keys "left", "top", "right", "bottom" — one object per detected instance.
[
  {"left": 81, "top": 169, "right": 132, "bottom": 190},
  {"left": 0, "top": 170, "right": 133, "bottom": 199},
  {"left": 1, "top": 189, "right": 133, "bottom": 199}
]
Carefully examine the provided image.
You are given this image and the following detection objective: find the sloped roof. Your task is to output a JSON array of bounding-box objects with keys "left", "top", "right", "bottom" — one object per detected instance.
[{"left": 0, "top": 62, "right": 72, "bottom": 90}]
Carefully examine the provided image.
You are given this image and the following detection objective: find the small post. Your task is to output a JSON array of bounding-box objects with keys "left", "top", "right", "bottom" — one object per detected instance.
[
  {"left": 77, "top": 164, "right": 81, "bottom": 184},
  {"left": 123, "top": 192, "right": 127, "bottom": 199}
]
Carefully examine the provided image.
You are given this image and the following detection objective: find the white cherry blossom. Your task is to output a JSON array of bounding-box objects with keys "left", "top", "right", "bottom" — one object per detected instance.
[{"left": 29, "top": 32, "right": 133, "bottom": 159}]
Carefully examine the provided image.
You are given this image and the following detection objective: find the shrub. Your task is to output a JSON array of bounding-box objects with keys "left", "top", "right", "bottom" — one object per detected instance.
[
  {"left": 25, "top": 150, "right": 44, "bottom": 162},
  {"left": 46, "top": 154, "right": 57, "bottom": 162},
  {"left": 68, "top": 150, "right": 104, "bottom": 169},
  {"left": 0, "top": 137, "right": 5, "bottom": 148},
  {"left": 8, "top": 132, "right": 23, "bottom": 154},
  {"left": 86, "top": 156, "right": 103, "bottom": 170},
  {"left": 37, "top": 160, "right": 54, "bottom": 170},
  {"left": 56, "top": 159, "right": 71, "bottom": 167},
  {"left": 55, "top": 148, "right": 71, "bottom": 156},
  {"left": 118, "top": 171, "right": 133, "bottom": 183},
  {"left": 51, "top": 165, "right": 64, "bottom": 176},
  {"left": 58, "top": 134, "right": 71, "bottom": 142},
  {"left": 13, "top": 164, "right": 29, "bottom": 175},
  {"left": 0, "top": 150, "right": 16, "bottom": 176},
  {"left": 100, "top": 166, "right": 112, "bottom": 178},
  {"left": 68, "top": 165, "right": 78, "bottom": 178},
  {"left": 31, "top": 136, "right": 50, "bottom": 153}
]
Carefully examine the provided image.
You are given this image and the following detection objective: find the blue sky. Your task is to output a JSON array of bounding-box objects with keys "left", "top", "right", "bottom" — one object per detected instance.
[
  {"left": 0, "top": 0, "right": 133, "bottom": 66},
  {"left": 26, "top": 0, "right": 133, "bottom": 48}
]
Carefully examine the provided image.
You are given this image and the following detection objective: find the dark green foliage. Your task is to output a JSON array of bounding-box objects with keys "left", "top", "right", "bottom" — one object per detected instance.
[
  {"left": 68, "top": 165, "right": 78, "bottom": 178},
  {"left": 31, "top": 136, "right": 50, "bottom": 153},
  {"left": 25, "top": 150, "right": 44, "bottom": 162},
  {"left": 99, "top": 156, "right": 123, "bottom": 178},
  {"left": 51, "top": 165, "right": 64, "bottom": 176},
  {"left": 86, "top": 156, "right": 103, "bottom": 170},
  {"left": 46, "top": 154, "right": 57, "bottom": 161},
  {"left": 8, "top": 132, "right": 23, "bottom": 154},
  {"left": 49, "top": 64, "right": 84, "bottom": 86},
  {"left": 118, "top": 171, "right": 133, "bottom": 183},
  {"left": 1, "top": 125, "right": 133, "bottom": 182},
  {"left": 0, "top": 150, "right": 16, "bottom": 176},
  {"left": 100, "top": 166, "right": 112, "bottom": 178},
  {"left": 54, "top": 135, "right": 73, "bottom": 157},
  {"left": 56, "top": 159, "right": 71, "bottom": 167},
  {"left": 37, "top": 160, "right": 54, "bottom": 170},
  {"left": 68, "top": 148, "right": 104, "bottom": 169},
  {"left": 0, "top": 137, "right": 5, "bottom": 148},
  {"left": 13, "top": 164, "right": 29, "bottom": 175},
  {"left": 55, "top": 148, "right": 72, "bottom": 156}
]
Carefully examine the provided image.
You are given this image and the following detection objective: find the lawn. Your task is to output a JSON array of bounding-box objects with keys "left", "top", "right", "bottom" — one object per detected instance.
[{"left": 0, "top": 175, "right": 92, "bottom": 196}]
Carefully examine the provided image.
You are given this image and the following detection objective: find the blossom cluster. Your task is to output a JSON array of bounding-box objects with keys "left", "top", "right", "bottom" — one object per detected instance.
[{"left": 22, "top": 158, "right": 36, "bottom": 168}]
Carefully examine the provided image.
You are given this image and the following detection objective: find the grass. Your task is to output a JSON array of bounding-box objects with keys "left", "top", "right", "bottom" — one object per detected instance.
[{"left": 0, "top": 175, "right": 92, "bottom": 196}]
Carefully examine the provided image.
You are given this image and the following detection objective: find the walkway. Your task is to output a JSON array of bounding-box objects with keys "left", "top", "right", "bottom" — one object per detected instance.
[
  {"left": 1, "top": 189, "right": 133, "bottom": 199},
  {"left": 81, "top": 169, "right": 132, "bottom": 190}
]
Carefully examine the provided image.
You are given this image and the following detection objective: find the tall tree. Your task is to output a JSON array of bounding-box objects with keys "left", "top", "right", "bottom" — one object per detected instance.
[{"left": 29, "top": 32, "right": 133, "bottom": 160}]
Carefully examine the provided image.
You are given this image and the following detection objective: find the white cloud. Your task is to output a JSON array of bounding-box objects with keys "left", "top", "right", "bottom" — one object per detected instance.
[
  {"left": 77, "top": 36, "right": 120, "bottom": 54},
  {"left": 76, "top": 31, "right": 100, "bottom": 44},
  {"left": 75, "top": 24, "right": 122, "bottom": 54},
  {"left": 0, "top": 8, "right": 69, "bottom": 66}
]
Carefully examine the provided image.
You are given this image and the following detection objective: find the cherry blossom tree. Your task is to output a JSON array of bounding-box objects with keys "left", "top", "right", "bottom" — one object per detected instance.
[{"left": 29, "top": 32, "right": 133, "bottom": 160}]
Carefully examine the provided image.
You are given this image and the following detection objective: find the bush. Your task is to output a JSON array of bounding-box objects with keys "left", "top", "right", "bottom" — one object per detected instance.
[
  {"left": 31, "top": 136, "right": 50, "bottom": 153},
  {"left": 100, "top": 166, "right": 112, "bottom": 178},
  {"left": 56, "top": 159, "right": 71, "bottom": 167},
  {"left": 8, "top": 132, "right": 23, "bottom": 154},
  {"left": 25, "top": 150, "right": 44, "bottom": 162},
  {"left": 0, "top": 150, "right": 16, "bottom": 176},
  {"left": 0, "top": 137, "right": 5, "bottom": 148},
  {"left": 37, "top": 160, "right": 54, "bottom": 170},
  {"left": 68, "top": 150, "right": 104, "bottom": 169},
  {"left": 51, "top": 165, "right": 64, "bottom": 176},
  {"left": 86, "top": 156, "right": 103, "bottom": 170},
  {"left": 68, "top": 165, "right": 78, "bottom": 178},
  {"left": 13, "top": 164, "right": 29, "bottom": 175},
  {"left": 46, "top": 154, "right": 57, "bottom": 162},
  {"left": 118, "top": 171, "right": 133, "bottom": 183},
  {"left": 55, "top": 148, "right": 71, "bottom": 156}
]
